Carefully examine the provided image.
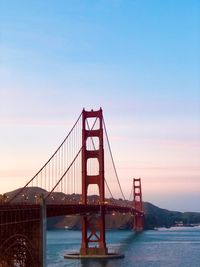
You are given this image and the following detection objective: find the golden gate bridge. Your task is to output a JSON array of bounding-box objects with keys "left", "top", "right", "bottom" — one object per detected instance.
[{"left": 0, "top": 108, "right": 144, "bottom": 266}]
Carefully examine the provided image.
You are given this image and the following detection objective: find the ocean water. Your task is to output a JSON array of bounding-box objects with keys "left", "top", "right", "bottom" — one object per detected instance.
[{"left": 47, "top": 227, "right": 200, "bottom": 267}]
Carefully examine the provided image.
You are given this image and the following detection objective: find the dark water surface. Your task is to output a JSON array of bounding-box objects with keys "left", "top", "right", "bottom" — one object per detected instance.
[{"left": 47, "top": 227, "right": 200, "bottom": 267}]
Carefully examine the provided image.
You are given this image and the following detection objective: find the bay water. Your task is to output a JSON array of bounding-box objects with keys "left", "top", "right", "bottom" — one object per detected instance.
[{"left": 47, "top": 227, "right": 200, "bottom": 267}]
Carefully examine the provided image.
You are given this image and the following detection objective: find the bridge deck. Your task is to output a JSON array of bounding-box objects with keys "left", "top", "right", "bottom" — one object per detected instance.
[{"left": 0, "top": 203, "right": 143, "bottom": 217}]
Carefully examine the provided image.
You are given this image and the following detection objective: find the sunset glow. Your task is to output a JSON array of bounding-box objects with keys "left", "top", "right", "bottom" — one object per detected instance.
[{"left": 0, "top": 0, "right": 199, "bottom": 212}]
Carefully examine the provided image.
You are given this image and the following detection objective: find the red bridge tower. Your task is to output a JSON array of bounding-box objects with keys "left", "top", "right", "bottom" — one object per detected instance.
[
  {"left": 133, "top": 178, "right": 144, "bottom": 231},
  {"left": 80, "top": 108, "right": 108, "bottom": 255}
]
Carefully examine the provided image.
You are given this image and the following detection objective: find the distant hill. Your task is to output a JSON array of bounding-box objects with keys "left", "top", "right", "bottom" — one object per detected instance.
[
  {"left": 143, "top": 202, "right": 200, "bottom": 229},
  {"left": 3, "top": 187, "right": 200, "bottom": 230}
]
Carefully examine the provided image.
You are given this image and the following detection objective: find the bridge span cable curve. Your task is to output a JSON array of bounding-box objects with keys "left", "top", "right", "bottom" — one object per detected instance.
[
  {"left": 9, "top": 110, "right": 131, "bottom": 207},
  {"left": 102, "top": 117, "right": 127, "bottom": 202},
  {"left": 9, "top": 112, "right": 82, "bottom": 203},
  {"left": 46, "top": 115, "right": 100, "bottom": 198}
]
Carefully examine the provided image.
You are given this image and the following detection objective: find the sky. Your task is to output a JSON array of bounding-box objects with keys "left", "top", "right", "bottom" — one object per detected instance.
[{"left": 0, "top": 0, "right": 199, "bottom": 212}]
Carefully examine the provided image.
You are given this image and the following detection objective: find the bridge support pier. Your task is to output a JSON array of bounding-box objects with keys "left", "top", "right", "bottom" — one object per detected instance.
[
  {"left": 80, "top": 211, "right": 107, "bottom": 255},
  {"left": 39, "top": 196, "right": 47, "bottom": 267},
  {"left": 0, "top": 202, "right": 46, "bottom": 267},
  {"left": 134, "top": 214, "right": 144, "bottom": 232}
]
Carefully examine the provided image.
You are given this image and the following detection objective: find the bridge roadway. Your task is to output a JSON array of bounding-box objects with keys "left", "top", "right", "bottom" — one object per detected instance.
[
  {"left": 46, "top": 203, "right": 143, "bottom": 217},
  {"left": 0, "top": 203, "right": 143, "bottom": 220}
]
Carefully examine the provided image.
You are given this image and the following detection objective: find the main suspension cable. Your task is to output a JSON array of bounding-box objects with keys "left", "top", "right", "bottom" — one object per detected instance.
[
  {"left": 102, "top": 117, "right": 126, "bottom": 201},
  {"left": 9, "top": 112, "right": 82, "bottom": 203}
]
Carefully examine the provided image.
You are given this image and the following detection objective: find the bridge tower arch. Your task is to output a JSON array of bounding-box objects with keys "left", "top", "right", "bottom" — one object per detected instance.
[{"left": 80, "top": 108, "right": 108, "bottom": 255}]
